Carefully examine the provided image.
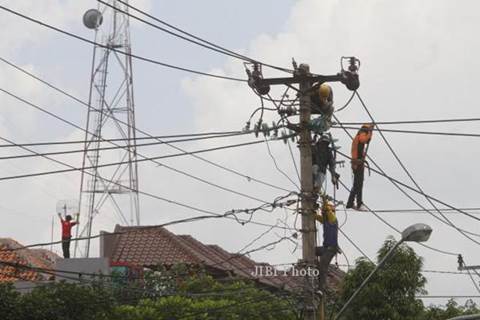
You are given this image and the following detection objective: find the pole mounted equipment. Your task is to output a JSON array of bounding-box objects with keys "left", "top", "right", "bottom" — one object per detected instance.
[
  {"left": 246, "top": 63, "right": 270, "bottom": 95},
  {"left": 245, "top": 57, "right": 360, "bottom": 320}
]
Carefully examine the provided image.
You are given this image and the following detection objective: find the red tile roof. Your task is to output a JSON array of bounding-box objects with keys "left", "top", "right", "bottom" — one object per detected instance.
[
  {"left": 0, "top": 238, "right": 59, "bottom": 283},
  {"left": 107, "top": 225, "right": 344, "bottom": 291}
]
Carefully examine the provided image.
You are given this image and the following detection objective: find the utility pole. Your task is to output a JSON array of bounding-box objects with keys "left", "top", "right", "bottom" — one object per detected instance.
[
  {"left": 297, "top": 64, "right": 318, "bottom": 320},
  {"left": 246, "top": 58, "right": 359, "bottom": 320}
]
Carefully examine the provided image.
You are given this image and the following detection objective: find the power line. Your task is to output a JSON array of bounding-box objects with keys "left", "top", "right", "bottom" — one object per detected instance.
[
  {"left": 348, "top": 91, "right": 480, "bottom": 236},
  {"left": 0, "top": 135, "right": 273, "bottom": 181},
  {"left": 264, "top": 92, "right": 301, "bottom": 185},
  {"left": 463, "top": 258, "right": 480, "bottom": 294},
  {"left": 0, "top": 87, "right": 295, "bottom": 206},
  {"left": 355, "top": 91, "right": 471, "bottom": 239},
  {"left": 2, "top": 199, "right": 297, "bottom": 253},
  {"left": 0, "top": 133, "right": 264, "bottom": 162},
  {"left": 0, "top": 134, "right": 299, "bottom": 233},
  {"left": 0, "top": 130, "right": 250, "bottom": 148},
  {"left": 340, "top": 118, "right": 480, "bottom": 126},
  {"left": 336, "top": 178, "right": 459, "bottom": 256},
  {"left": 332, "top": 125, "right": 480, "bottom": 139},
  {"left": 0, "top": 55, "right": 292, "bottom": 194},
  {"left": 0, "top": 5, "right": 245, "bottom": 82},
  {"left": 109, "top": 0, "right": 294, "bottom": 74},
  {"left": 337, "top": 228, "right": 374, "bottom": 264},
  {"left": 0, "top": 132, "right": 255, "bottom": 161},
  {"left": 357, "top": 208, "right": 480, "bottom": 214},
  {"left": 334, "top": 91, "right": 356, "bottom": 113},
  {"left": 333, "top": 111, "right": 480, "bottom": 240},
  {"left": 264, "top": 137, "right": 300, "bottom": 190},
  {"left": 336, "top": 150, "right": 480, "bottom": 235}
]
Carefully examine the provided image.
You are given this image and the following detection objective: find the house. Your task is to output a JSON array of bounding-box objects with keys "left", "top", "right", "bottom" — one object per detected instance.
[
  {"left": 100, "top": 224, "right": 345, "bottom": 292},
  {"left": 0, "top": 238, "right": 59, "bottom": 287}
]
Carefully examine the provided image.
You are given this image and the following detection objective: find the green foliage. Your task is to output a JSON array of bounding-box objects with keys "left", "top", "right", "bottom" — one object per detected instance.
[
  {"left": 334, "top": 237, "right": 427, "bottom": 320},
  {"left": 18, "top": 281, "right": 115, "bottom": 320},
  {"left": 421, "top": 299, "right": 480, "bottom": 320},
  {"left": 0, "top": 270, "right": 299, "bottom": 320},
  {"left": 1, "top": 258, "right": 479, "bottom": 320},
  {"left": 113, "top": 274, "right": 299, "bottom": 320},
  {"left": 0, "top": 283, "right": 20, "bottom": 320}
]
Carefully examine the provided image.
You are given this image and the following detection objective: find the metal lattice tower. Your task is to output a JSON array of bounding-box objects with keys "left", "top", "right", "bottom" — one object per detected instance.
[{"left": 76, "top": 0, "right": 140, "bottom": 257}]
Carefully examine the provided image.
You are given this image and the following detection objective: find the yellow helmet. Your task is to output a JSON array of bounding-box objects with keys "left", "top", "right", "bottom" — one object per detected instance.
[
  {"left": 322, "top": 201, "right": 335, "bottom": 213},
  {"left": 318, "top": 83, "right": 332, "bottom": 100}
]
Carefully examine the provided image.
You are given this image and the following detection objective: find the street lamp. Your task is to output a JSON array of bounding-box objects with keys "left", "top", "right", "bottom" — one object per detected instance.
[{"left": 334, "top": 223, "right": 433, "bottom": 320}]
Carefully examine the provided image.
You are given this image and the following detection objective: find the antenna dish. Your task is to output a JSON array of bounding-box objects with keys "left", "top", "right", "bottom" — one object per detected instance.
[
  {"left": 83, "top": 9, "right": 103, "bottom": 29},
  {"left": 56, "top": 199, "right": 79, "bottom": 216}
]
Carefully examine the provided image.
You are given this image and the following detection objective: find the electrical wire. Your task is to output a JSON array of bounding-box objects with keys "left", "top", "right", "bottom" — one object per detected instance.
[
  {"left": 110, "top": 0, "right": 295, "bottom": 74},
  {"left": 332, "top": 125, "right": 480, "bottom": 139},
  {"left": 0, "top": 135, "right": 273, "bottom": 182},
  {"left": 352, "top": 102, "right": 480, "bottom": 228},
  {"left": 338, "top": 150, "right": 480, "bottom": 240},
  {"left": 0, "top": 130, "right": 251, "bottom": 148},
  {"left": 356, "top": 208, "right": 480, "bottom": 214},
  {"left": 462, "top": 258, "right": 480, "bottom": 294},
  {"left": 466, "top": 268, "right": 480, "bottom": 294},
  {"left": 333, "top": 113, "right": 480, "bottom": 240},
  {"left": 0, "top": 56, "right": 292, "bottom": 194},
  {"left": 0, "top": 5, "right": 246, "bottom": 82},
  {"left": 340, "top": 118, "right": 480, "bottom": 126},
  {"left": 0, "top": 132, "right": 254, "bottom": 161},
  {"left": 267, "top": 91, "right": 302, "bottom": 185},
  {"left": 337, "top": 228, "right": 374, "bottom": 264},
  {"left": 0, "top": 135, "right": 299, "bottom": 236},
  {"left": 334, "top": 91, "right": 356, "bottom": 113},
  {"left": 2, "top": 201, "right": 296, "bottom": 253},
  {"left": 0, "top": 258, "right": 302, "bottom": 284},
  {"left": 336, "top": 178, "right": 460, "bottom": 256},
  {"left": 0, "top": 87, "right": 295, "bottom": 206},
  {"left": 264, "top": 137, "right": 300, "bottom": 190}
]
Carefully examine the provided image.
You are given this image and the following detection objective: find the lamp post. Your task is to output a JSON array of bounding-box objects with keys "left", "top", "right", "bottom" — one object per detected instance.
[{"left": 334, "top": 223, "right": 433, "bottom": 320}]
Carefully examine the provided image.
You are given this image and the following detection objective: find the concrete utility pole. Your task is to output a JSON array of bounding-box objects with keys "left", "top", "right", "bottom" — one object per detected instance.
[
  {"left": 297, "top": 64, "right": 318, "bottom": 320},
  {"left": 247, "top": 59, "right": 359, "bottom": 320}
]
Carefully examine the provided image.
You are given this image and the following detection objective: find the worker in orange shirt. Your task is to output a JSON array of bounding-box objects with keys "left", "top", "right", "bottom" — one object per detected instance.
[
  {"left": 58, "top": 213, "right": 79, "bottom": 258},
  {"left": 346, "top": 123, "right": 373, "bottom": 211}
]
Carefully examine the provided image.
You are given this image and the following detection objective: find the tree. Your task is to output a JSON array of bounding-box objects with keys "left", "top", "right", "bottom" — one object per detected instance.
[
  {"left": 17, "top": 281, "right": 116, "bottom": 320},
  {"left": 334, "top": 236, "right": 427, "bottom": 320},
  {"left": 422, "top": 299, "right": 480, "bottom": 320},
  {"left": 113, "top": 274, "right": 300, "bottom": 320},
  {"left": 0, "top": 283, "right": 20, "bottom": 320},
  {"left": 0, "top": 269, "right": 299, "bottom": 320}
]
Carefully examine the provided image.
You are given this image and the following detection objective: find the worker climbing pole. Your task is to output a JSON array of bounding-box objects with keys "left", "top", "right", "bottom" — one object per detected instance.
[{"left": 246, "top": 57, "right": 359, "bottom": 320}]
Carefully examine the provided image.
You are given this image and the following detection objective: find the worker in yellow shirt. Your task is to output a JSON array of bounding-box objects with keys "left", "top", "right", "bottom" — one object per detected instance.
[{"left": 315, "top": 200, "right": 339, "bottom": 252}]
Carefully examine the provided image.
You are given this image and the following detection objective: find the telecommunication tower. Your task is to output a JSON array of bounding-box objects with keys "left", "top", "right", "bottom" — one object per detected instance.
[{"left": 76, "top": 1, "right": 140, "bottom": 257}]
